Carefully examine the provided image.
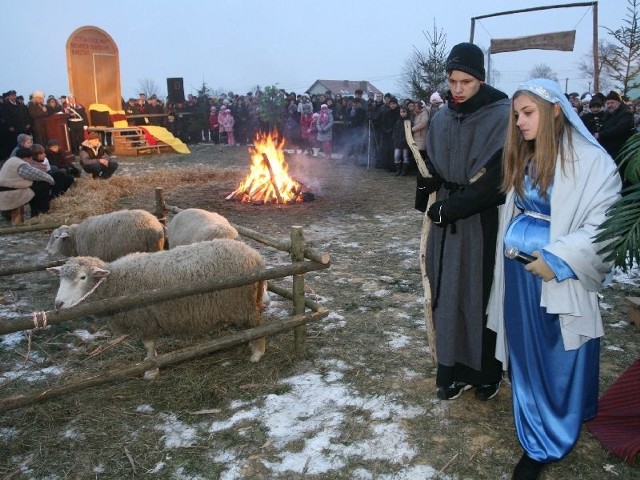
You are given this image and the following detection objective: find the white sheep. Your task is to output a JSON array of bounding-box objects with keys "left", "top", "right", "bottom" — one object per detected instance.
[
  {"left": 166, "top": 208, "right": 238, "bottom": 248},
  {"left": 49, "top": 239, "right": 267, "bottom": 379},
  {"left": 46, "top": 209, "right": 165, "bottom": 262},
  {"left": 166, "top": 209, "right": 270, "bottom": 307}
]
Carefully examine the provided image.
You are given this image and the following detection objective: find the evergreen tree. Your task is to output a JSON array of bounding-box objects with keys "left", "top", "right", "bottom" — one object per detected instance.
[
  {"left": 185, "top": 81, "right": 211, "bottom": 143},
  {"left": 257, "top": 85, "right": 286, "bottom": 133},
  {"left": 595, "top": 134, "right": 640, "bottom": 271},
  {"left": 401, "top": 21, "right": 448, "bottom": 101}
]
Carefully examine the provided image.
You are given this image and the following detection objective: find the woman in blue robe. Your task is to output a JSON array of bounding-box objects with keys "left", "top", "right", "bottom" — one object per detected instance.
[{"left": 487, "top": 79, "right": 621, "bottom": 479}]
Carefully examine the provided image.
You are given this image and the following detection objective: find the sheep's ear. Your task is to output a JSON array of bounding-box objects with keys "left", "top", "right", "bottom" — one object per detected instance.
[
  {"left": 59, "top": 231, "right": 70, "bottom": 239},
  {"left": 47, "top": 266, "right": 62, "bottom": 275},
  {"left": 90, "top": 267, "right": 111, "bottom": 279}
]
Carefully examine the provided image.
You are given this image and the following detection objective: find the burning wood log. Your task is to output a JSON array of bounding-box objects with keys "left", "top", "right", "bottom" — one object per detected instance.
[
  {"left": 226, "top": 132, "right": 313, "bottom": 204},
  {"left": 262, "top": 153, "right": 285, "bottom": 204}
]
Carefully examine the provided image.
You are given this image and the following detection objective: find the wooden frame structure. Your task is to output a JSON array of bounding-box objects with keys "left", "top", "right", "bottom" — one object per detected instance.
[
  {"left": 0, "top": 189, "right": 331, "bottom": 413},
  {"left": 470, "top": 2, "right": 600, "bottom": 92},
  {"left": 66, "top": 26, "right": 122, "bottom": 112}
]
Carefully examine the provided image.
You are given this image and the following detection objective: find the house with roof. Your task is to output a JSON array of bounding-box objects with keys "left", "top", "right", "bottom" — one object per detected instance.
[{"left": 306, "top": 80, "right": 382, "bottom": 99}]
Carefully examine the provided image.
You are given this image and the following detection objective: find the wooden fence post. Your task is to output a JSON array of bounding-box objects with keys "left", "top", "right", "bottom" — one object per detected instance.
[
  {"left": 155, "top": 187, "right": 167, "bottom": 224},
  {"left": 290, "top": 226, "right": 306, "bottom": 357}
]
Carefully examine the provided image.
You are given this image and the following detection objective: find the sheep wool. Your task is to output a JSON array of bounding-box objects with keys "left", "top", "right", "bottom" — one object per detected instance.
[
  {"left": 166, "top": 208, "right": 238, "bottom": 248},
  {"left": 46, "top": 209, "right": 165, "bottom": 262},
  {"left": 51, "top": 239, "right": 267, "bottom": 375}
]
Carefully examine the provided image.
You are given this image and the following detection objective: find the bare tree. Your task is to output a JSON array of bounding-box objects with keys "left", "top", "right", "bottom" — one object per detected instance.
[
  {"left": 400, "top": 21, "right": 448, "bottom": 100},
  {"left": 485, "top": 48, "right": 501, "bottom": 87},
  {"left": 137, "top": 78, "right": 160, "bottom": 98},
  {"left": 577, "top": 41, "right": 616, "bottom": 93},
  {"left": 602, "top": 0, "right": 640, "bottom": 95},
  {"left": 527, "top": 64, "right": 559, "bottom": 82}
]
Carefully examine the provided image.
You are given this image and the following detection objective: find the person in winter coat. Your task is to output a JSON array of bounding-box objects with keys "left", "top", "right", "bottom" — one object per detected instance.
[
  {"left": 29, "top": 143, "right": 74, "bottom": 198},
  {"left": 27, "top": 91, "right": 48, "bottom": 146},
  {"left": 219, "top": 106, "right": 235, "bottom": 146},
  {"left": 64, "top": 96, "right": 89, "bottom": 155},
  {"left": 392, "top": 107, "right": 411, "bottom": 176},
  {"left": 307, "top": 112, "right": 321, "bottom": 156},
  {"left": 9, "top": 133, "right": 33, "bottom": 158},
  {"left": 233, "top": 97, "right": 250, "bottom": 145},
  {"left": 299, "top": 103, "right": 315, "bottom": 155},
  {"left": 343, "top": 98, "right": 367, "bottom": 164},
  {"left": 1, "top": 90, "right": 32, "bottom": 160},
  {"left": 46, "top": 96, "right": 64, "bottom": 115},
  {"left": 315, "top": 104, "right": 334, "bottom": 157},
  {"left": 79, "top": 132, "right": 118, "bottom": 179},
  {"left": 411, "top": 100, "right": 429, "bottom": 164},
  {"left": 417, "top": 42, "right": 510, "bottom": 403},
  {"left": 0, "top": 147, "right": 54, "bottom": 219},
  {"left": 378, "top": 97, "right": 401, "bottom": 171},
  {"left": 208, "top": 106, "right": 219, "bottom": 144},
  {"left": 581, "top": 98, "right": 606, "bottom": 137},
  {"left": 595, "top": 90, "right": 634, "bottom": 184},
  {"left": 284, "top": 103, "right": 301, "bottom": 149},
  {"left": 46, "top": 139, "right": 81, "bottom": 178}
]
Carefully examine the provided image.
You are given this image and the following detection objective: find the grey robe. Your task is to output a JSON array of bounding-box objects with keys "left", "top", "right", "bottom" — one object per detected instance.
[{"left": 425, "top": 91, "right": 510, "bottom": 371}]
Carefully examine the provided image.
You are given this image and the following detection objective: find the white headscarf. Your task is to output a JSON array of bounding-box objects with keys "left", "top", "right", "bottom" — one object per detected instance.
[{"left": 515, "top": 78, "right": 606, "bottom": 154}]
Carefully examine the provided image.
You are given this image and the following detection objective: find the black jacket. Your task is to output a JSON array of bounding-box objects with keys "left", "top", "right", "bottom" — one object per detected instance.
[
  {"left": 392, "top": 117, "right": 409, "bottom": 148},
  {"left": 599, "top": 104, "right": 634, "bottom": 161},
  {"left": 379, "top": 106, "right": 400, "bottom": 135}
]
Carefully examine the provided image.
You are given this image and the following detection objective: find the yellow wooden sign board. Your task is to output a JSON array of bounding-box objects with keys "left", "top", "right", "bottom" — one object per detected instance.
[{"left": 66, "top": 26, "right": 122, "bottom": 115}]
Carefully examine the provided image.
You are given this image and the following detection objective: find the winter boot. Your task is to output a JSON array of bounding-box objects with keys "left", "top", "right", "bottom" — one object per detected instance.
[
  {"left": 394, "top": 162, "right": 402, "bottom": 176},
  {"left": 400, "top": 163, "right": 409, "bottom": 176}
]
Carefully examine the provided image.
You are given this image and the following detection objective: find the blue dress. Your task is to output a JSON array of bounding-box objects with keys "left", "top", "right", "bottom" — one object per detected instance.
[{"left": 503, "top": 176, "right": 600, "bottom": 462}]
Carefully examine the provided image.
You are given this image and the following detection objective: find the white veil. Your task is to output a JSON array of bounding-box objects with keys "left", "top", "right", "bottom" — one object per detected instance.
[{"left": 515, "top": 78, "right": 607, "bottom": 154}]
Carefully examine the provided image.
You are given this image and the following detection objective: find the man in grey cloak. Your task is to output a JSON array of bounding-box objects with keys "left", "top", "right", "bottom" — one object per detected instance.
[{"left": 417, "top": 42, "right": 510, "bottom": 401}]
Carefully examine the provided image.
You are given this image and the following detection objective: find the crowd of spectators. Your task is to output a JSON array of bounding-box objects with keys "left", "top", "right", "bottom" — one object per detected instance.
[
  {"left": 0, "top": 89, "right": 119, "bottom": 224},
  {"left": 1, "top": 83, "right": 637, "bottom": 224},
  {"left": 573, "top": 90, "right": 636, "bottom": 185}
]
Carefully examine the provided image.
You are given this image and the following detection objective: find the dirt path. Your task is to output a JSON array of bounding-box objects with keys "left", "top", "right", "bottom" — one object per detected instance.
[{"left": 0, "top": 144, "right": 638, "bottom": 479}]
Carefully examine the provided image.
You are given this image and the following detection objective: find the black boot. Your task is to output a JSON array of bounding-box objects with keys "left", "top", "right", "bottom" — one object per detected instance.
[
  {"left": 400, "top": 163, "right": 409, "bottom": 176},
  {"left": 394, "top": 163, "right": 402, "bottom": 176},
  {"left": 512, "top": 452, "right": 546, "bottom": 480}
]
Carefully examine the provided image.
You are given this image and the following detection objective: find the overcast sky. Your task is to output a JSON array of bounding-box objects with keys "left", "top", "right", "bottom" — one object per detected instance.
[{"left": 2, "top": 0, "right": 628, "bottom": 102}]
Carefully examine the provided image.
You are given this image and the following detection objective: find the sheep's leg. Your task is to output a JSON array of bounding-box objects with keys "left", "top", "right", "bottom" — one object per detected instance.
[
  {"left": 261, "top": 284, "right": 271, "bottom": 306},
  {"left": 249, "top": 337, "right": 265, "bottom": 362},
  {"left": 142, "top": 339, "right": 160, "bottom": 379}
]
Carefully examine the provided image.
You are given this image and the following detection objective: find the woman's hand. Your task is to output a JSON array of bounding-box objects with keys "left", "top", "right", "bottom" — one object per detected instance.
[{"left": 525, "top": 251, "right": 556, "bottom": 281}]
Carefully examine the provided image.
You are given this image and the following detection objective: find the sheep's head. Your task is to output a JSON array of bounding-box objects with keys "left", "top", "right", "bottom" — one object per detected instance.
[
  {"left": 48, "top": 257, "right": 110, "bottom": 310},
  {"left": 45, "top": 225, "right": 73, "bottom": 256}
]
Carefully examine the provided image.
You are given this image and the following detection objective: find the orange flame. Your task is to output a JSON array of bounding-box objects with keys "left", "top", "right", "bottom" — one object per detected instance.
[{"left": 227, "top": 132, "right": 303, "bottom": 204}]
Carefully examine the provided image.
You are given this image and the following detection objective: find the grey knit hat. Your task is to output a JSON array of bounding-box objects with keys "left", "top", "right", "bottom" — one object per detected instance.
[{"left": 446, "top": 42, "right": 485, "bottom": 81}]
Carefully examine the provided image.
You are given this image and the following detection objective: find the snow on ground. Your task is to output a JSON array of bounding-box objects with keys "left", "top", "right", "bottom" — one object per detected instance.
[
  {"left": 144, "top": 368, "right": 441, "bottom": 478},
  {"left": 611, "top": 266, "right": 640, "bottom": 286},
  {"left": 1, "top": 213, "right": 638, "bottom": 478}
]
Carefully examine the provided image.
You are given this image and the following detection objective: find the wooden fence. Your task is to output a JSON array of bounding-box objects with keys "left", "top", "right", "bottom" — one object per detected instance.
[{"left": 0, "top": 188, "right": 331, "bottom": 413}]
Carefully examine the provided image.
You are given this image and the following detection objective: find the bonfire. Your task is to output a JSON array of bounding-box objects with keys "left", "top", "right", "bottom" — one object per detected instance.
[{"left": 226, "top": 132, "right": 308, "bottom": 204}]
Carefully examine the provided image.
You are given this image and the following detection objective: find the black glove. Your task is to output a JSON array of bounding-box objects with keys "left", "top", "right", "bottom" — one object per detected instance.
[
  {"left": 415, "top": 171, "right": 442, "bottom": 212},
  {"left": 427, "top": 201, "right": 452, "bottom": 227}
]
